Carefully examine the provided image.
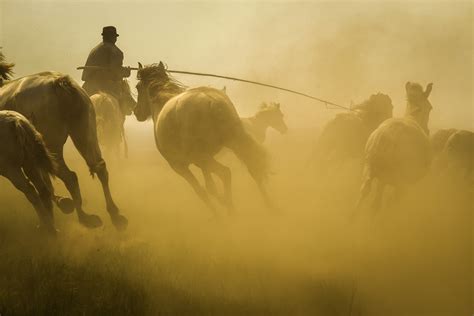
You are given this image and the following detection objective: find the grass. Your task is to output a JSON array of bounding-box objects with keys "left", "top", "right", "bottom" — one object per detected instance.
[{"left": 0, "top": 133, "right": 471, "bottom": 315}]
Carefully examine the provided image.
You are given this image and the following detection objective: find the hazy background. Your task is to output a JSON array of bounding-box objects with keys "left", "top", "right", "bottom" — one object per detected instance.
[
  {"left": 0, "top": 0, "right": 472, "bottom": 131},
  {"left": 0, "top": 1, "right": 472, "bottom": 315}
]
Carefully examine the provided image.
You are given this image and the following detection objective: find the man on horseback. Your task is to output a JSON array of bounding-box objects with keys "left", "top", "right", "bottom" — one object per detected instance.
[{"left": 81, "top": 26, "right": 133, "bottom": 112}]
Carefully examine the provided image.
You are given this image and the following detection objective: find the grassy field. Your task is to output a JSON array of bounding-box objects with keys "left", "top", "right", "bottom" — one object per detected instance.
[{"left": 0, "top": 127, "right": 471, "bottom": 315}]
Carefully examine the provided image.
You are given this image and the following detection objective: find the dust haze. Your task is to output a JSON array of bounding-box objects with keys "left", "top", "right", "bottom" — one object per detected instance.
[{"left": 0, "top": 0, "right": 472, "bottom": 315}]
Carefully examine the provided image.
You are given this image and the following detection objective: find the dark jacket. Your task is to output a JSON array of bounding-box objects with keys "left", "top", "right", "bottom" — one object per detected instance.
[
  {"left": 82, "top": 42, "right": 127, "bottom": 81},
  {"left": 82, "top": 42, "right": 130, "bottom": 97}
]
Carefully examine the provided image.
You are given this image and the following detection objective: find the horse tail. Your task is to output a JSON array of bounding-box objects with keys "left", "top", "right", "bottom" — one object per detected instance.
[
  {"left": 14, "top": 117, "right": 57, "bottom": 177},
  {"left": 54, "top": 75, "right": 104, "bottom": 175},
  {"left": 228, "top": 125, "right": 270, "bottom": 182},
  {"left": 54, "top": 75, "right": 90, "bottom": 118}
]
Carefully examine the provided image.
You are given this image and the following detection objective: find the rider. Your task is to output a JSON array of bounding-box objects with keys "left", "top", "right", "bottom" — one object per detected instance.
[{"left": 81, "top": 26, "right": 131, "bottom": 100}]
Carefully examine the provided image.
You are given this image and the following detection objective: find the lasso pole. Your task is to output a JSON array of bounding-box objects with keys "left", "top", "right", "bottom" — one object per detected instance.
[{"left": 77, "top": 66, "right": 353, "bottom": 111}]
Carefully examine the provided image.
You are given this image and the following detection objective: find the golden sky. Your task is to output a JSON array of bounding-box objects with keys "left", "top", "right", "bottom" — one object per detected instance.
[{"left": 1, "top": 0, "right": 472, "bottom": 129}]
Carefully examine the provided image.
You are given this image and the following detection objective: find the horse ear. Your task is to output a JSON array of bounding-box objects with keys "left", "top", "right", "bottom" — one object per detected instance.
[
  {"left": 138, "top": 62, "right": 143, "bottom": 69},
  {"left": 222, "top": 86, "right": 227, "bottom": 93},
  {"left": 275, "top": 103, "right": 280, "bottom": 109},
  {"left": 158, "top": 61, "right": 165, "bottom": 69},
  {"left": 405, "top": 81, "right": 411, "bottom": 91},
  {"left": 424, "top": 83, "right": 433, "bottom": 98}
]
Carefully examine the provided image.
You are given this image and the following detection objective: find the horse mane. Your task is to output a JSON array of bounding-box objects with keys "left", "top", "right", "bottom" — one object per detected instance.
[
  {"left": 352, "top": 93, "right": 392, "bottom": 113},
  {"left": 257, "top": 101, "right": 280, "bottom": 114},
  {"left": 0, "top": 51, "right": 15, "bottom": 81},
  {"left": 137, "top": 63, "right": 187, "bottom": 96}
]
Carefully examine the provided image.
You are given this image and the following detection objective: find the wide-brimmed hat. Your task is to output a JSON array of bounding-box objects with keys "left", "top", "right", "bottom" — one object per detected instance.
[{"left": 102, "top": 26, "right": 119, "bottom": 37}]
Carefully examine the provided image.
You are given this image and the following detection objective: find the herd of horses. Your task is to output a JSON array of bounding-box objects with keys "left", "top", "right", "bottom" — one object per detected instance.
[{"left": 0, "top": 53, "right": 472, "bottom": 235}]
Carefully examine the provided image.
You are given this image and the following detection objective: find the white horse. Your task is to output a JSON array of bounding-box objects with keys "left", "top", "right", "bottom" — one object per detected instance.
[
  {"left": 357, "top": 82, "right": 433, "bottom": 210},
  {"left": 134, "top": 62, "right": 273, "bottom": 214},
  {"left": 90, "top": 80, "right": 136, "bottom": 158}
]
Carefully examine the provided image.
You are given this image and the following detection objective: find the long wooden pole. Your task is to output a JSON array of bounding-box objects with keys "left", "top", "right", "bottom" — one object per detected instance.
[{"left": 77, "top": 66, "right": 352, "bottom": 111}]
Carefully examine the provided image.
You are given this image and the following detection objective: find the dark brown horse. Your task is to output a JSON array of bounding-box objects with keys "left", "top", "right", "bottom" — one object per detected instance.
[
  {"left": 0, "top": 55, "right": 127, "bottom": 230},
  {"left": 312, "top": 93, "right": 393, "bottom": 169}
]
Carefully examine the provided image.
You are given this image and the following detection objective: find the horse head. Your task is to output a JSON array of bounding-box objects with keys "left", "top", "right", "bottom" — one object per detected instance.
[
  {"left": 368, "top": 93, "right": 393, "bottom": 125},
  {"left": 256, "top": 102, "right": 288, "bottom": 134},
  {"left": 135, "top": 62, "right": 185, "bottom": 122},
  {"left": 405, "top": 82, "right": 433, "bottom": 134}
]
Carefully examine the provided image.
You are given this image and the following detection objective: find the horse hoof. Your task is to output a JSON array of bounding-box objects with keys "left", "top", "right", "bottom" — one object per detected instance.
[
  {"left": 79, "top": 214, "right": 103, "bottom": 229},
  {"left": 57, "top": 197, "right": 75, "bottom": 214},
  {"left": 111, "top": 214, "right": 128, "bottom": 231}
]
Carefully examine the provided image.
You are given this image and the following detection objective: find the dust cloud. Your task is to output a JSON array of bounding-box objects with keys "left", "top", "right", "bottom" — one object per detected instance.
[{"left": 0, "top": 0, "right": 472, "bottom": 315}]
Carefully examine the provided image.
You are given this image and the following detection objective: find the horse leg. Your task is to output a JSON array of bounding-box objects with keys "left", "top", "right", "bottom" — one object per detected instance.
[
  {"left": 171, "top": 163, "right": 217, "bottom": 215},
  {"left": 69, "top": 126, "right": 127, "bottom": 230},
  {"left": 372, "top": 181, "right": 385, "bottom": 213},
  {"left": 23, "top": 165, "right": 55, "bottom": 219},
  {"left": 206, "top": 159, "right": 234, "bottom": 214},
  {"left": 355, "top": 176, "right": 373, "bottom": 210},
  {"left": 53, "top": 149, "right": 103, "bottom": 228},
  {"left": 246, "top": 169, "right": 276, "bottom": 211},
  {"left": 202, "top": 169, "right": 218, "bottom": 196},
  {"left": 36, "top": 140, "right": 74, "bottom": 214},
  {"left": 255, "top": 179, "right": 278, "bottom": 212},
  {"left": 39, "top": 170, "right": 75, "bottom": 214},
  {"left": 94, "top": 162, "right": 128, "bottom": 230},
  {"left": 3, "top": 167, "right": 56, "bottom": 235}
]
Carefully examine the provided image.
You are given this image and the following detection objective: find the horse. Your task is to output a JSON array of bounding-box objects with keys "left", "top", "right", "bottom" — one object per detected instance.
[
  {"left": 90, "top": 80, "right": 136, "bottom": 158},
  {"left": 311, "top": 93, "right": 393, "bottom": 169},
  {"left": 356, "top": 82, "right": 433, "bottom": 211},
  {"left": 431, "top": 129, "right": 473, "bottom": 182},
  {"left": 430, "top": 128, "right": 458, "bottom": 156},
  {"left": 134, "top": 62, "right": 272, "bottom": 213},
  {"left": 240, "top": 102, "right": 288, "bottom": 143},
  {"left": 442, "top": 130, "right": 473, "bottom": 181},
  {"left": 0, "top": 55, "right": 127, "bottom": 230},
  {"left": 0, "top": 110, "right": 57, "bottom": 234}
]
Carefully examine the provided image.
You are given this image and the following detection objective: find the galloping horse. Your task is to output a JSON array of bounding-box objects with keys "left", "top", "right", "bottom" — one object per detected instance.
[
  {"left": 312, "top": 93, "right": 393, "bottom": 168},
  {"left": 431, "top": 129, "right": 473, "bottom": 181},
  {"left": 90, "top": 80, "right": 136, "bottom": 158},
  {"left": 134, "top": 62, "right": 272, "bottom": 213},
  {"left": 0, "top": 110, "right": 57, "bottom": 234},
  {"left": 241, "top": 102, "right": 288, "bottom": 143},
  {"left": 357, "top": 82, "right": 433, "bottom": 211},
  {"left": 0, "top": 54, "right": 127, "bottom": 230}
]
